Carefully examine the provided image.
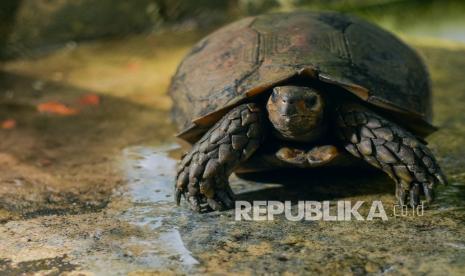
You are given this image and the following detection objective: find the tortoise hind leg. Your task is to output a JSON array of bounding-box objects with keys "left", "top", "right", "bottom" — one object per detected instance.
[
  {"left": 176, "top": 103, "right": 265, "bottom": 212},
  {"left": 275, "top": 145, "right": 341, "bottom": 167},
  {"left": 335, "top": 104, "right": 447, "bottom": 207}
]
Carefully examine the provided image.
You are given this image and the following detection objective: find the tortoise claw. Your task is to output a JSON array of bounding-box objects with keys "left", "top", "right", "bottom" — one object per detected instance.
[
  {"left": 422, "top": 183, "right": 434, "bottom": 203},
  {"left": 409, "top": 182, "right": 421, "bottom": 207},
  {"left": 435, "top": 173, "right": 448, "bottom": 186},
  {"left": 188, "top": 196, "right": 202, "bottom": 212}
]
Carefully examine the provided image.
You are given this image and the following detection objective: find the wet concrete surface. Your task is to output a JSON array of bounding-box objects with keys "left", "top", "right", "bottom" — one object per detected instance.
[{"left": 0, "top": 30, "right": 464, "bottom": 274}]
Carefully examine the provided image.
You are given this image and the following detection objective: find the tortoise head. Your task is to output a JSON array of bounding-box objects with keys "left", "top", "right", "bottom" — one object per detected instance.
[{"left": 266, "top": 86, "right": 325, "bottom": 142}]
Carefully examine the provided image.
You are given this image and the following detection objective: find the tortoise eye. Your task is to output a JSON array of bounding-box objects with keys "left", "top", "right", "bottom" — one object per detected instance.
[{"left": 305, "top": 96, "right": 316, "bottom": 107}]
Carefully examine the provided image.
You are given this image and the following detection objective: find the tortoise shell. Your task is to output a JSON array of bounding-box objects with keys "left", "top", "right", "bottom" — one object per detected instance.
[{"left": 169, "top": 11, "right": 434, "bottom": 143}]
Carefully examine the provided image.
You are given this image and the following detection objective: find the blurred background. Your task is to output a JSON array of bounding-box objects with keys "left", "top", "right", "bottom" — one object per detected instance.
[
  {"left": 2, "top": 0, "right": 465, "bottom": 59},
  {"left": 0, "top": 1, "right": 464, "bottom": 274}
]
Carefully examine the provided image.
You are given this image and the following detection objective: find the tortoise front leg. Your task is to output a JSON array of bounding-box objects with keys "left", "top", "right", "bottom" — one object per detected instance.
[
  {"left": 335, "top": 104, "right": 447, "bottom": 207},
  {"left": 176, "top": 103, "right": 265, "bottom": 212}
]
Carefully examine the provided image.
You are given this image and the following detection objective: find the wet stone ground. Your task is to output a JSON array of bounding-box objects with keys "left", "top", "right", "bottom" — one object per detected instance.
[{"left": 0, "top": 31, "right": 464, "bottom": 274}]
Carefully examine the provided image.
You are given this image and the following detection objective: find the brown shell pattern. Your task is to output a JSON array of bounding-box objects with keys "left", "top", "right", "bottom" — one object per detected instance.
[{"left": 168, "top": 11, "right": 434, "bottom": 143}]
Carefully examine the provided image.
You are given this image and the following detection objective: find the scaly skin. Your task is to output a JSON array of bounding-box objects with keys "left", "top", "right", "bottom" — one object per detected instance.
[
  {"left": 175, "top": 103, "right": 265, "bottom": 212},
  {"left": 335, "top": 104, "right": 447, "bottom": 207}
]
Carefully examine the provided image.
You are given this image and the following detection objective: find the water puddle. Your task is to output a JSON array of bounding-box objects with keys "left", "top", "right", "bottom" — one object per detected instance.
[
  {"left": 115, "top": 144, "right": 279, "bottom": 273},
  {"left": 59, "top": 144, "right": 277, "bottom": 275},
  {"left": 119, "top": 145, "right": 200, "bottom": 271}
]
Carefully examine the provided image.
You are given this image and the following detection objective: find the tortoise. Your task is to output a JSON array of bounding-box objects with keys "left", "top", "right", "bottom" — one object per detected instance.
[{"left": 169, "top": 11, "right": 447, "bottom": 212}]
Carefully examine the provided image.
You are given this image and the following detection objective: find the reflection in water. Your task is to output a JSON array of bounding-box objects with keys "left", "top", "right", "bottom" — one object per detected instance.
[{"left": 121, "top": 145, "right": 199, "bottom": 270}]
